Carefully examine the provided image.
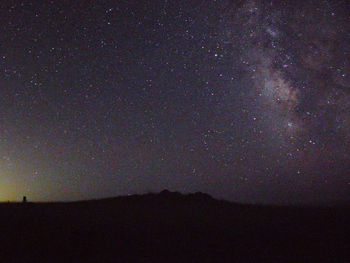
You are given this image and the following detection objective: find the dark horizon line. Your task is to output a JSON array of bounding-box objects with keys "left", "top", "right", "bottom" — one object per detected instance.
[{"left": 1, "top": 189, "right": 349, "bottom": 208}]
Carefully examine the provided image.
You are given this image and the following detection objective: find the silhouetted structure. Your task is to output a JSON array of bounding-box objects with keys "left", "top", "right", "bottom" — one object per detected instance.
[
  {"left": 22, "top": 196, "right": 27, "bottom": 203},
  {"left": 0, "top": 191, "right": 349, "bottom": 262}
]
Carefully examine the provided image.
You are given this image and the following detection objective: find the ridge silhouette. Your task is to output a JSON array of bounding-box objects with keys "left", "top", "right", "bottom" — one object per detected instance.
[{"left": 0, "top": 190, "right": 349, "bottom": 262}]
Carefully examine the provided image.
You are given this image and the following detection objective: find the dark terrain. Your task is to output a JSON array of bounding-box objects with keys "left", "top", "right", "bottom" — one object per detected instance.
[{"left": 0, "top": 190, "right": 349, "bottom": 262}]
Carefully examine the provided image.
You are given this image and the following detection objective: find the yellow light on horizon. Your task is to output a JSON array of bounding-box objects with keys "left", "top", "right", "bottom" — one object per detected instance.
[{"left": 0, "top": 181, "right": 20, "bottom": 202}]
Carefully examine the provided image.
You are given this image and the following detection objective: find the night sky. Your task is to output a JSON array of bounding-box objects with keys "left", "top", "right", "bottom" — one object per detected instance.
[{"left": 1, "top": 0, "right": 350, "bottom": 203}]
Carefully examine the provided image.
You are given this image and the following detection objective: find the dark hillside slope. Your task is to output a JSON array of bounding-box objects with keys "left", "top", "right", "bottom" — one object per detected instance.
[{"left": 0, "top": 191, "right": 349, "bottom": 262}]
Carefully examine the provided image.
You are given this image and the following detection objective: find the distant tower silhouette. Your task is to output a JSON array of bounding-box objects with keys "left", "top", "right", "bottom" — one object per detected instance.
[{"left": 22, "top": 196, "right": 27, "bottom": 203}]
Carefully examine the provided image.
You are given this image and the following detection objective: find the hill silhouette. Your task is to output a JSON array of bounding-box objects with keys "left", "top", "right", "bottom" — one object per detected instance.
[{"left": 0, "top": 190, "right": 349, "bottom": 262}]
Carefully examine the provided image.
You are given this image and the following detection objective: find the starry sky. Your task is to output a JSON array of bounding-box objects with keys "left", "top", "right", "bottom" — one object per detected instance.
[{"left": 0, "top": 0, "right": 349, "bottom": 203}]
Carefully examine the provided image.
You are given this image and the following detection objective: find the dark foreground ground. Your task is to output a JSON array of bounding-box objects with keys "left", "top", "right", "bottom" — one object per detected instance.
[{"left": 0, "top": 191, "right": 349, "bottom": 263}]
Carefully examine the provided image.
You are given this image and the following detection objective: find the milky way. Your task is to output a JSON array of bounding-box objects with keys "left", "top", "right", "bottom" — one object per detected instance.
[
  {"left": 238, "top": 0, "right": 350, "bottom": 160},
  {"left": 225, "top": 0, "right": 350, "bottom": 202},
  {"left": 0, "top": 0, "right": 349, "bottom": 203}
]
